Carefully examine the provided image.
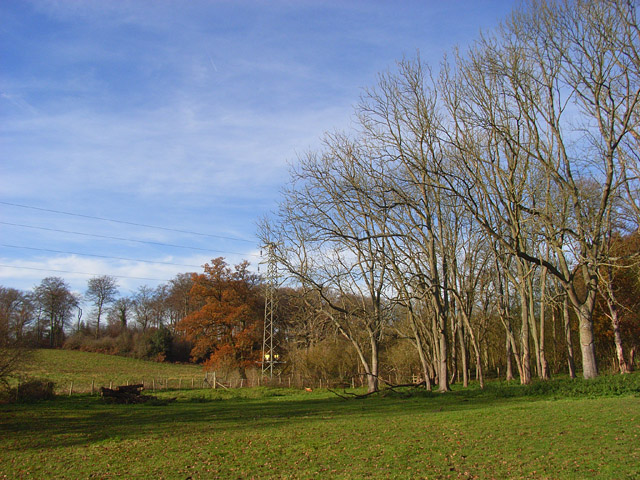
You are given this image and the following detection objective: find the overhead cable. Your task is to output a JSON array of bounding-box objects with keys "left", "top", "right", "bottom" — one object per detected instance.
[
  {"left": 0, "top": 200, "right": 255, "bottom": 243},
  {"left": 0, "top": 221, "right": 259, "bottom": 257},
  {"left": 0, "top": 244, "right": 204, "bottom": 268},
  {"left": 0, "top": 264, "right": 169, "bottom": 282}
]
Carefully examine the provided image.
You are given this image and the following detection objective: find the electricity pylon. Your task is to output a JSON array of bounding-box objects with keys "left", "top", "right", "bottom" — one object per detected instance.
[{"left": 261, "top": 243, "right": 278, "bottom": 377}]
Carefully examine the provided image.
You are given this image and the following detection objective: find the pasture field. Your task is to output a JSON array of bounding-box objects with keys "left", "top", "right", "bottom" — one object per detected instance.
[
  {"left": 14, "top": 349, "right": 204, "bottom": 393},
  {"left": 1, "top": 351, "right": 639, "bottom": 479}
]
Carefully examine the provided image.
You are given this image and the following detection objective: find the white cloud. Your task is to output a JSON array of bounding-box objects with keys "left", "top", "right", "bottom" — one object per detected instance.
[{"left": 1, "top": 0, "right": 516, "bottom": 292}]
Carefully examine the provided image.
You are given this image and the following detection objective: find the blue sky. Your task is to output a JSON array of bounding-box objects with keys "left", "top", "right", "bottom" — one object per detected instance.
[{"left": 1, "top": 0, "right": 515, "bottom": 296}]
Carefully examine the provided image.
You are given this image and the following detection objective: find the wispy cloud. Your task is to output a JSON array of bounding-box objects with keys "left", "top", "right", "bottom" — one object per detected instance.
[{"left": 1, "top": 0, "right": 515, "bottom": 295}]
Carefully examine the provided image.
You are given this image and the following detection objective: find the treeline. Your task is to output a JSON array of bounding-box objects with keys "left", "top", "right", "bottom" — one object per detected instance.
[
  {"left": 2, "top": 1, "right": 640, "bottom": 394},
  {"left": 1, "top": 234, "right": 638, "bottom": 391},
  {"left": 259, "top": 0, "right": 640, "bottom": 392},
  {"left": 0, "top": 273, "right": 195, "bottom": 362}
]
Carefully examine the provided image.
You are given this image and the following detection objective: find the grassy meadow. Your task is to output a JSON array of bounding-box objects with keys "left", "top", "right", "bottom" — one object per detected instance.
[
  {"left": 14, "top": 349, "right": 204, "bottom": 393},
  {"left": 1, "top": 351, "right": 639, "bottom": 479}
]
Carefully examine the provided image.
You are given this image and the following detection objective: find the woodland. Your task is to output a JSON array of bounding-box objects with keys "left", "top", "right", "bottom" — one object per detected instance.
[{"left": 2, "top": 0, "right": 640, "bottom": 396}]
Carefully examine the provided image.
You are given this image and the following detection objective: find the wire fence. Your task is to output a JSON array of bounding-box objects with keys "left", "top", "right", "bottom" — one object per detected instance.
[{"left": 38, "top": 373, "right": 388, "bottom": 396}]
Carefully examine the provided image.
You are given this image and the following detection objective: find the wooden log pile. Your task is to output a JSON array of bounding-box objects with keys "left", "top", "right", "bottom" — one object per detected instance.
[{"left": 99, "top": 384, "right": 155, "bottom": 404}]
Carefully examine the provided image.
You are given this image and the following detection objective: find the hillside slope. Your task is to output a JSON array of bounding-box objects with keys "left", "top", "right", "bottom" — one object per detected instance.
[{"left": 17, "top": 349, "right": 203, "bottom": 392}]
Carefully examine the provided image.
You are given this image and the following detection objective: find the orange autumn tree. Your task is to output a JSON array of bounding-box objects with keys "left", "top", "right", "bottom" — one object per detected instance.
[{"left": 177, "top": 258, "right": 263, "bottom": 375}]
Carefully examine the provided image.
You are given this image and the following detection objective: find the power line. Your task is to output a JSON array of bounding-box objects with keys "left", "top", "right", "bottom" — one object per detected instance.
[
  {"left": 0, "top": 244, "right": 204, "bottom": 268},
  {"left": 0, "top": 200, "right": 256, "bottom": 243},
  {"left": 0, "top": 221, "right": 259, "bottom": 257},
  {"left": 0, "top": 264, "right": 170, "bottom": 282}
]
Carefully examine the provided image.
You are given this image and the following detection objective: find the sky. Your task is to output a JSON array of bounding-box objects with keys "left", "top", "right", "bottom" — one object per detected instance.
[{"left": 1, "top": 0, "right": 515, "bottom": 297}]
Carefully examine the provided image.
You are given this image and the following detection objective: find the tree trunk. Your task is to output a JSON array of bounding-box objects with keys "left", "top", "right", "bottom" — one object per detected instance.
[
  {"left": 95, "top": 304, "right": 103, "bottom": 339},
  {"left": 49, "top": 314, "right": 55, "bottom": 347},
  {"left": 526, "top": 276, "right": 543, "bottom": 379},
  {"left": 458, "top": 307, "right": 483, "bottom": 388},
  {"left": 563, "top": 295, "right": 576, "bottom": 379},
  {"left": 438, "top": 313, "right": 449, "bottom": 392},
  {"left": 538, "top": 267, "right": 550, "bottom": 379},
  {"left": 604, "top": 276, "right": 631, "bottom": 374},
  {"left": 409, "top": 312, "right": 432, "bottom": 390},
  {"left": 449, "top": 316, "right": 458, "bottom": 385},
  {"left": 608, "top": 304, "right": 631, "bottom": 374},
  {"left": 576, "top": 303, "right": 598, "bottom": 379},
  {"left": 458, "top": 317, "right": 469, "bottom": 387},
  {"left": 519, "top": 294, "right": 531, "bottom": 385},
  {"left": 368, "top": 335, "right": 379, "bottom": 393},
  {"left": 505, "top": 329, "right": 514, "bottom": 381}
]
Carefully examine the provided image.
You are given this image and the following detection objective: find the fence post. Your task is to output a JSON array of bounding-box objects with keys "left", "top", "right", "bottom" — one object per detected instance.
[
  {"left": 213, "top": 372, "right": 216, "bottom": 389},
  {"left": 69, "top": 381, "right": 73, "bottom": 397},
  {"left": 152, "top": 379, "right": 155, "bottom": 391},
  {"left": 91, "top": 379, "right": 95, "bottom": 395}
]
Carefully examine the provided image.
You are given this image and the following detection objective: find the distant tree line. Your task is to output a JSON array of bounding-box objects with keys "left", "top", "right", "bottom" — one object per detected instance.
[{"left": 0, "top": 273, "right": 196, "bottom": 362}]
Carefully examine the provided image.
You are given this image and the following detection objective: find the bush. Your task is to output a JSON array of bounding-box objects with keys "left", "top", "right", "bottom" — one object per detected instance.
[
  {"left": 381, "top": 339, "right": 423, "bottom": 383},
  {"left": 0, "top": 346, "right": 31, "bottom": 390},
  {"left": 169, "top": 336, "right": 192, "bottom": 363},
  {"left": 63, "top": 333, "right": 130, "bottom": 356},
  {"left": 481, "top": 371, "right": 640, "bottom": 399},
  {"left": 63, "top": 328, "right": 192, "bottom": 363},
  {"left": 2, "top": 378, "right": 55, "bottom": 403},
  {"left": 288, "top": 339, "right": 359, "bottom": 384},
  {"left": 203, "top": 344, "right": 239, "bottom": 379},
  {"left": 148, "top": 327, "right": 173, "bottom": 360}
]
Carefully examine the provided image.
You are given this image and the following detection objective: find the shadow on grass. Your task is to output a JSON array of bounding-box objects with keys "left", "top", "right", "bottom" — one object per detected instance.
[{"left": 1, "top": 371, "right": 639, "bottom": 451}]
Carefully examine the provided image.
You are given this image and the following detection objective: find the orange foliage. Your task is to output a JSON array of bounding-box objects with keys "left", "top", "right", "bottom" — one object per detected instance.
[
  {"left": 593, "top": 232, "right": 640, "bottom": 355},
  {"left": 176, "top": 258, "right": 263, "bottom": 372}
]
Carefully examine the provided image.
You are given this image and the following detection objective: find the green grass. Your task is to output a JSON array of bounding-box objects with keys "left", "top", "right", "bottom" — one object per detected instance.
[
  {"left": 1, "top": 386, "right": 639, "bottom": 479},
  {"left": 14, "top": 349, "right": 203, "bottom": 393},
  {"left": 2, "top": 350, "right": 640, "bottom": 479}
]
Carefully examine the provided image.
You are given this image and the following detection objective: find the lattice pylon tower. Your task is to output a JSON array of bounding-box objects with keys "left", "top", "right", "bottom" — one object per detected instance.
[{"left": 261, "top": 243, "right": 278, "bottom": 377}]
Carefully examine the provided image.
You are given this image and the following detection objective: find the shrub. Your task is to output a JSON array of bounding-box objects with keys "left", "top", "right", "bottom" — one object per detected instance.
[
  {"left": 169, "top": 336, "right": 192, "bottom": 363},
  {"left": 63, "top": 333, "right": 121, "bottom": 355},
  {"left": 288, "top": 339, "right": 359, "bottom": 384},
  {"left": 381, "top": 339, "right": 423, "bottom": 383},
  {"left": 3, "top": 378, "right": 55, "bottom": 403},
  {"left": 63, "top": 328, "right": 191, "bottom": 363},
  {"left": 203, "top": 344, "right": 239, "bottom": 379},
  {"left": 148, "top": 327, "right": 173, "bottom": 360},
  {"left": 0, "top": 346, "right": 31, "bottom": 390}
]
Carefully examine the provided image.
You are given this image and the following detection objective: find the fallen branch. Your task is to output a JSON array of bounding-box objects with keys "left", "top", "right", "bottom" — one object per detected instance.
[{"left": 328, "top": 380, "right": 427, "bottom": 400}]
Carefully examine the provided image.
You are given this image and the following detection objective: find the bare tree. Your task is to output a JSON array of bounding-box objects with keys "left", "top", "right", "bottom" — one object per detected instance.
[
  {"left": 0, "top": 287, "right": 34, "bottom": 391},
  {"left": 261, "top": 0, "right": 639, "bottom": 385},
  {"left": 0, "top": 287, "right": 34, "bottom": 343},
  {"left": 86, "top": 275, "right": 119, "bottom": 339},
  {"left": 260, "top": 133, "right": 395, "bottom": 393},
  {"left": 440, "top": 0, "right": 639, "bottom": 379},
  {"left": 133, "top": 285, "right": 155, "bottom": 332},
  {"left": 34, "top": 277, "right": 78, "bottom": 347},
  {"left": 108, "top": 296, "right": 134, "bottom": 332},
  {"left": 166, "top": 273, "right": 196, "bottom": 329}
]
